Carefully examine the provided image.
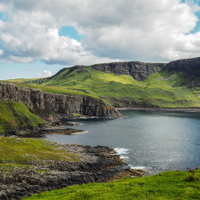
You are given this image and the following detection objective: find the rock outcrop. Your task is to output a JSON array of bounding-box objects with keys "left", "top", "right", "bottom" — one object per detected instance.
[
  {"left": 33, "top": 61, "right": 166, "bottom": 84},
  {"left": 92, "top": 61, "right": 165, "bottom": 81},
  {"left": 163, "top": 57, "right": 200, "bottom": 87},
  {"left": 0, "top": 82, "right": 122, "bottom": 121}
]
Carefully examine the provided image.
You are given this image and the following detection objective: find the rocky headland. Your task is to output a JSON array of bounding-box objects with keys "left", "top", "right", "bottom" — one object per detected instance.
[
  {"left": 0, "top": 82, "right": 121, "bottom": 121},
  {"left": 0, "top": 81, "right": 123, "bottom": 136}
]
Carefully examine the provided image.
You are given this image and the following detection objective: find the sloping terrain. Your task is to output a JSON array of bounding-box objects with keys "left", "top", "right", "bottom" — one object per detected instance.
[
  {"left": 0, "top": 100, "right": 45, "bottom": 135},
  {"left": 13, "top": 58, "right": 200, "bottom": 108},
  {"left": 0, "top": 81, "right": 121, "bottom": 134}
]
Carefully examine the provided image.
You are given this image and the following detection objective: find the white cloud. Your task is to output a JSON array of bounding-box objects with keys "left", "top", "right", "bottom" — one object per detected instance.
[
  {"left": 0, "top": 0, "right": 200, "bottom": 65},
  {"left": 37, "top": 70, "right": 52, "bottom": 78},
  {"left": 185, "top": 0, "right": 200, "bottom": 12}
]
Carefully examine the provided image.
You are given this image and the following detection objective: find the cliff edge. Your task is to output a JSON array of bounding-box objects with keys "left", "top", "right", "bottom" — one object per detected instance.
[{"left": 0, "top": 82, "right": 122, "bottom": 121}]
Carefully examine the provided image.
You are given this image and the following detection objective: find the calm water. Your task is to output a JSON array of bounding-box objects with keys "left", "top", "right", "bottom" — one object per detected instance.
[{"left": 43, "top": 111, "right": 200, "bottom": 174}]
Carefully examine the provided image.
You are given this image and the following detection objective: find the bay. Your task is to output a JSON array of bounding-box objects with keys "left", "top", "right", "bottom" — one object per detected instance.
[{"left": 43, "top": 110, "right": 200, "bottom": 174}]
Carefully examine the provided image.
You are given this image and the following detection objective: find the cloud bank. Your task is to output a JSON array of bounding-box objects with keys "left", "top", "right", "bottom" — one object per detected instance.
[{"left": 0, "top": 0, "right": 200, "bottom": 66}]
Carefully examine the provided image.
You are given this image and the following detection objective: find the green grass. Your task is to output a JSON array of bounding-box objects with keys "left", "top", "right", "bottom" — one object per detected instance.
[
  {"left": 0, "top": 100, "right": 45, "bottom": 134},
  {"left": 6, "top": 78, "right": 39, "bottom": 83},
  {"left": 6, "top": 66, "right": 200, "bottom": 108},
  {"left": 0, "top": 136, "right": 78, "bottom": 163},
  {"left": 23, "top": 170, "right": 200, "bottom": 200}
]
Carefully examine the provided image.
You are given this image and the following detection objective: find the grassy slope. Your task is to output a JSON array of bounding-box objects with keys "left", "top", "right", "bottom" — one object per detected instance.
[
  {"left": 8, "top": 66, "right": 200, "bottom": 108},
  {"left": 0, "top": 136, "right": 77, "bottom": 163},
  {"left": 24, "top": 170, "right": 200, "bottom": 200},
  {"left": 0, "top": 100, "right": 45, "bottom": 135},
  {"left": 0, "top": 136, "right": 78, "bottom": 175}
]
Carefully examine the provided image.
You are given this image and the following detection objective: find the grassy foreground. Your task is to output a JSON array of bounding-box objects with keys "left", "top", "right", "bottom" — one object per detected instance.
[
  {"left": 7, "top": 66, "right": 200, "bottom": 108},
  {"left": 23, "top": 170, "right": 200, "bottom": 200}
]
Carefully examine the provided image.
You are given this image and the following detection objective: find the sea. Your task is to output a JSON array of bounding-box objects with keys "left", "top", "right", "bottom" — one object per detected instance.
[{"left": 42, "top": 110, "right": 200, "bottom": 175}]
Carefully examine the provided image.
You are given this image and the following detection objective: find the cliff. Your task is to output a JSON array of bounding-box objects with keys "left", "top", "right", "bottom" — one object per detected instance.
[
  {"left": 29, "top": 61, "right": 166, "bottom": 85},
  {"left": 0, "top": 82, "right": 122, "bottom": 121},
  {"left": 92, "top": 61, "right": 165, "bottom": 81},
  {"left": 163, "top": 57, "right": 200, "bottom": 87},
  {"left": 11, "top": 57, "right": 200, "bottom": 109}
]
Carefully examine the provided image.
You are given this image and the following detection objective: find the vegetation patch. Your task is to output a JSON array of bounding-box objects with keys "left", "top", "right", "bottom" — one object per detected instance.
[
  {"left": 0, "top": 136, "right": 78, "bottom": 163},
  {"left": 23, "top": 170, "right": 200, "bottom": 200},
  {"left": 0, "top": 100, "right": 45, "bottom": 134}
]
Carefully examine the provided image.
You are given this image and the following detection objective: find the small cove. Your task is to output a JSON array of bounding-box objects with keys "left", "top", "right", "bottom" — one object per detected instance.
[{"left": 43, "top": 110, "right": 200, "bottom": 174}]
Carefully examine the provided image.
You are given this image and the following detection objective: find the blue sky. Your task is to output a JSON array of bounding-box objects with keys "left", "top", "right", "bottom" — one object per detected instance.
[
  {"left": 182, "top": 0, "right": 200, "bottom": 33},
  {"left": 0, "top": 0, "right": 200, "bottom": 80},
  {"left": 59, "top": 26, "right": 83, "bottom": 41}
]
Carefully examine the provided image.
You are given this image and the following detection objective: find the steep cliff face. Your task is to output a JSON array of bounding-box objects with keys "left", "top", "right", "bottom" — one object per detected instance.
[
  {"left": 92, "top": 61, "right": 165, "bottom": 81},
  {"left": 163, "top": 57, "right": 200, "bottom": 87},
  {"left": 0, "top": 82, "right": 122, "bottom": 119}
]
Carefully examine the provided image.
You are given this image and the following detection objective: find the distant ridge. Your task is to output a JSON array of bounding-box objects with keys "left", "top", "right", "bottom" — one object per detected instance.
[{"left": 11, "top": 57, "right": 200, "bottom": 109}]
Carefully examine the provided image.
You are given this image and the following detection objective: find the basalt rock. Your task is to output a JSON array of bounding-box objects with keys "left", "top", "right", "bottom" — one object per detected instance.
[
  {"left": 0, "top": 82, "right": 122, "bottom": 121},
  {"left": 92, "top": 61, "right": 165, "bottom": 81},
  {"left": 35, "top": 61, "right": 165, "bottom": 83},
  {"left": 162, "top": 57, "right": 200, "bottom": 87}
]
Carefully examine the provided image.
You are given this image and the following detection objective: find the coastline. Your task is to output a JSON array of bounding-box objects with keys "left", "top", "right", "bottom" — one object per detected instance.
[
  {"left": 0, "top": 142, "right": 145, "bottom": 200},
  {"left": 116, "top": 107, "right": 200, "bottom": 112}
]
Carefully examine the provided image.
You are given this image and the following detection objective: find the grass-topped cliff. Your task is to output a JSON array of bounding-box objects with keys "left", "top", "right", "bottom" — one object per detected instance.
[{"left": 8, "top": 57, "right": 200, "bottom": 108}]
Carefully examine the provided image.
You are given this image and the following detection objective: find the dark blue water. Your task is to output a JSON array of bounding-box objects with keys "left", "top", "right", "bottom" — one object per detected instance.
[{"left": 43, "top": 111, "right": 200, "bottom": 174}]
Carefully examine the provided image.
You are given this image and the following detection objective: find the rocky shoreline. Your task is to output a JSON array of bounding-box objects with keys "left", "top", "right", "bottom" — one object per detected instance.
[
  {"left": 0, "top": 143, "right": 145, "bottom": 200},
  {"left": 117, "top": 107, "right": 200, "bottom": 112},
  {"left": 3, "top": 120, "right": 85, "bottom": 137}
]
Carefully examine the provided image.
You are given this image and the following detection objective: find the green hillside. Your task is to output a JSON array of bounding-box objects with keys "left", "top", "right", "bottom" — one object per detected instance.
[
  {"left": 10, "top": 64, "right": 200, "bottom": 108},
  {"left": 5, "top": 58, "right": 200, "bottom": 108},
  {"left": 0, "top": 100, "right": 45, "bottom": 135}
]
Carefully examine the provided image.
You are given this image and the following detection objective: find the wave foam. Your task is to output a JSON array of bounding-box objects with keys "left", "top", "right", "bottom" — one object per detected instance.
[
  {"left": 114, "top": 147, "right": 130, "bottom": 155},
  {"left": 74, "top": 130, "right": 88, "bottom": 134},
  {"left": 114, "top": 147, "right": 130, "bottom": 160},
  {"left": 129, "top": 165, "right": 152, "bottom": 170},
  {"left": 120, "top": 155, "right": 129, "bottom": 159}
]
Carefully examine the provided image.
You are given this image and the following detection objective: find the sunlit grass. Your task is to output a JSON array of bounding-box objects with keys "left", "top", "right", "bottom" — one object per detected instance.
[
  {"left": 23, "top": 170, "right": 200, "bottom": 200},
  {"left": 0, "top": 100, "right": 45, "bottom": 134},
  {"left": 0, "top": 136, "right": 78, "bottom": 163},
  {"left": 5, "top": 66, "right": 200, "bottom": 108}
]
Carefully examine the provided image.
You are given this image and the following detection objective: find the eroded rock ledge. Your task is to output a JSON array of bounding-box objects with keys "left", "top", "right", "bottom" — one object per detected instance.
[
  {"left": 0, "top": 82, "right": 122, "bottom": 122},
  {"left": 0, "top": 144, "right": 145, "bottom": 200}
]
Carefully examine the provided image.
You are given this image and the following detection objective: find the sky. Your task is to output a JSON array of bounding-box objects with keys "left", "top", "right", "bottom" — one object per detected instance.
[{"left": 1, "top": 0, "right": 200, "bottom": 80}]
